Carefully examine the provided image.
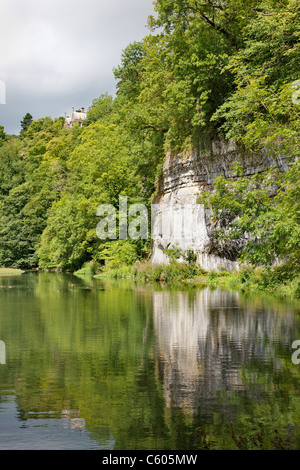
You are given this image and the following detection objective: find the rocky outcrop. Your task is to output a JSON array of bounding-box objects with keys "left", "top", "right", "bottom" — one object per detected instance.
[{"left": 151, "top": 140, "right": 287, "bottom": 271}]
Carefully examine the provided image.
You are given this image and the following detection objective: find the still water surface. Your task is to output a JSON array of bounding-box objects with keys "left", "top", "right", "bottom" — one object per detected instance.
[{"left": 0, "top": 272, "right": 300, "bottom": 450}]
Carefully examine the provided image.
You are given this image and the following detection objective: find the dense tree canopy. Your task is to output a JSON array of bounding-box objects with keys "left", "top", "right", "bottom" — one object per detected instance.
[{"left": 0, "top": 0, "right": 298, "bottom": 277}]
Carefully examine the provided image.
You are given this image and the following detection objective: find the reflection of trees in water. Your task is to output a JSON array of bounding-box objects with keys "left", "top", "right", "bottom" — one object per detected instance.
[
  {"left": 153, "top": 288, "right": 297, "bottom": 413},
  {"left": 1, "top": 273, "right": 299, "bottom": 449},
  {"left": 61, "top": 410, "right": 86, "bottom": 431}
]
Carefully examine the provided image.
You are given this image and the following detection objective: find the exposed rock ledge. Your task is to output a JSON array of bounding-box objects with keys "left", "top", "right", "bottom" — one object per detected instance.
[{"left": 151, "top": 139, "right": 287, "bottom": 271}]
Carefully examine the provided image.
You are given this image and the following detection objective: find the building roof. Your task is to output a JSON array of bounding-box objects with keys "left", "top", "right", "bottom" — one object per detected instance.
[{"left": 72, "top": 111, "right": 86, "bottom": 121}]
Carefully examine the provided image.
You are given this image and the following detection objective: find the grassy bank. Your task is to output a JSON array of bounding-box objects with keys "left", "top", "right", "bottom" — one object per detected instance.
[
  {"left": 93, "top": 260, "right": 207, "bottom": 284},
  {"left": 186, "top": 263, "right": 300, "bottom": 300},
  {"left": 0, "top": 267, "right": 25, "bottom": 276},
  {"left": 90, "top": 259, "right": 300, "bottom": 301},
  {"left": 218, "top": 265, "right": 300, "bottom": 300}
]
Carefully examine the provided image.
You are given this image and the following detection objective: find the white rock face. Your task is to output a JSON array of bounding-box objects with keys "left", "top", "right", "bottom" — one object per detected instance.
[
  {"left": 151, "top": 186, "right": 212, "bottom": 263},
  {"left": 151, "top": 140, "right": 284, "bottom": 271}
]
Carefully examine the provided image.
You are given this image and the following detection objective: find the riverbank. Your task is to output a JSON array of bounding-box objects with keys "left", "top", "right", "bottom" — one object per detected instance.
[
  {"left": 188, "top": 265, "right": 300, "bottom": 300},
  {"left": 88, "top": 260, "right": 300, "bottom": 301},
  {"left": 0, "top": 268, "right": 25, "bottom": 276}
]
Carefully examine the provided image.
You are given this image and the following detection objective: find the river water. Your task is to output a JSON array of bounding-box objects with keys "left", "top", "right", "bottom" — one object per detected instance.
[{"left": 0, "top": 272, "right": 299, "bottom": 450}]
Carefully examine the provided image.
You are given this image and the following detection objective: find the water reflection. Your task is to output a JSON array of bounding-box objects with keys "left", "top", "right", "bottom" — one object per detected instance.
[
  {"left": 153, "top": 288, "right": 299, "bottom": 413},
  {"left": 0, "top": 273, "right": 299, "bottom": 449}
]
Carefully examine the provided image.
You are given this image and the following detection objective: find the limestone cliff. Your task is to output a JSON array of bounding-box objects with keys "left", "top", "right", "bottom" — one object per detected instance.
[{"left": 151, "top": 139, "right": 287, "bottom": 271}]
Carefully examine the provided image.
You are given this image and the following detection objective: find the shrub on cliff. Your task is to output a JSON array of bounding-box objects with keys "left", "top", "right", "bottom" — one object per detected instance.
[{"left": 199, "top": 160, "right": 300, "bottom": 277}]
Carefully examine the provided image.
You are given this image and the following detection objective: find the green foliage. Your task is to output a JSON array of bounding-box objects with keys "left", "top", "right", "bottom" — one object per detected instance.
[
  {"left": 20, "top": 112, "right": 33, "bottom": 136},
  {"left": 36, "top": 121, "right": 147, "bottom": 271},
  {"left": 0, "top": 126, "right": 7, "bottom": 146},
  {"left": 0, "top": 183, "right": 37, "bottom": 268},
  {"left": 37, "top": 193, "right": 95, "bottom": 271},
  {"left": 183, "top": 249, "right": 197, "bottom": 263},
  {"left": 0, "top": 138, "right": 24, "bottom": 195},
  {"left": 133, "top": 259, "right": 206, "bottom": 283},
  {"left": 113, "top": 41, "right": 145, "bottom": 101},
  {"left": 208, "top": 264, "right": 300, "bottom": 299},
  {"left": 163, "top": 245, "right": 197, "bottom": 263},
  {"left": 0, "top": 117, "right": 72, "bottom": 268},
  {"left": 84, "top": 93, "right": 114, "bottom": 126},
  {"left": 74, "top": 260, "right": 101, "bottom": 276},
  {"left": 199, "top": 160, "right": 300, "bottom": 270},
  {"left": 97, "top": 240, "right": 139, "bottom": 270},
  {"left": 212, "top": 0, "right": 300, "bottom": 158},
  {"left": 0, "top": 0, "right": 298, "bottom": 286},
  {"left": 163, "top": 244, "right": 183, "bottom": 261}
]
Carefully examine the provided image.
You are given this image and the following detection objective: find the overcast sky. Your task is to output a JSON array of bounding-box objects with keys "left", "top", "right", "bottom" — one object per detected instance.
[{"left": 0, "top": 0, "right": 156, "bottom": 135}]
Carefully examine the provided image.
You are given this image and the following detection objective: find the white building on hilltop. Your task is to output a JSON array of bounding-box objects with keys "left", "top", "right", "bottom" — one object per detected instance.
[{"left": 64, "top": 107, "right": 87, "bottom": 129}]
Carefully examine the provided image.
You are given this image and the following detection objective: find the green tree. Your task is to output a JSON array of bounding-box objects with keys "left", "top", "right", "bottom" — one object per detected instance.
[
  {"left": 114, "top": 41, "right": 145, "bottom": 101},
  {"left": 37, "top": 122, "right": 146, "bottom": 270},
  {"left": 199, "top": 160, "right": 300, "bottom": 269},
  {"left": 84, "top": 93, "right": 114, "bottom": 126},
  {"left": 20, "top": 112, "right": 33, "bottom": 136},
  {"left": 0, "top": 138, "right": 24, "bottom": 196},
  {"left": 0, "top": 126, "right": 7, "bottom": 146},
  {"left": 212, "top": 0, "right": 300, "bottom": 159}
]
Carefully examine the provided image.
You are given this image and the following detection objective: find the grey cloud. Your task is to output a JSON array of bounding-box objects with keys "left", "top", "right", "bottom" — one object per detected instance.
[{"left": 0, "top": 0, "right": 156, "bottom": 134}]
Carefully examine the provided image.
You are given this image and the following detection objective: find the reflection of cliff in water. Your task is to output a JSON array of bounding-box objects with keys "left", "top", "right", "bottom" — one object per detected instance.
[{"left": 152, "top": 288, "right": 297, "bottom": 413}]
